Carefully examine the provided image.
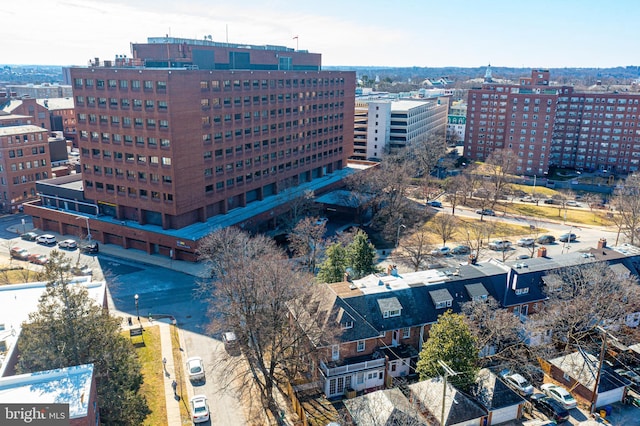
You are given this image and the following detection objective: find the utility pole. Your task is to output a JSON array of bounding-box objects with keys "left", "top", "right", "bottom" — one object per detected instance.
[
  {"left": 438, "top": 360, "right": 457, "bottom": 426},
  {"left": 591, "top": 326, "right": 607, "bottom": 415}
]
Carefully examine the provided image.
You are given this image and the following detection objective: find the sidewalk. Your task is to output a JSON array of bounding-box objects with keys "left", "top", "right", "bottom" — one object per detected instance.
[{"left": 122, "top": 318, "right": 185, "bottom": 426}]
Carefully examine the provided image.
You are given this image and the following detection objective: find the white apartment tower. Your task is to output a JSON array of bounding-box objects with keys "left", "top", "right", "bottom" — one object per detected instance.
[{"left": 352, "top": 97, "right": 449, "bottom": 161}]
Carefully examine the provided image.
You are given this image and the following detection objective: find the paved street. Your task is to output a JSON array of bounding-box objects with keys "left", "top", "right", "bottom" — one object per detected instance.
[{"left": 1, "top": 202, "right": 633, "bottom": 426}]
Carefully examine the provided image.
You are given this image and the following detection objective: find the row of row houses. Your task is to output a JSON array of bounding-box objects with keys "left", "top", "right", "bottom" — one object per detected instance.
[{"left": 303, "top": 240, "right": 640, "bottom": 401}]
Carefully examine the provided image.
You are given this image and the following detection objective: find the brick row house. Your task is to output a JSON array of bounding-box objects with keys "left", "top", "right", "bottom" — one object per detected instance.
[{"left": 306, "top": 244, "right": 640, "bottom": 399}]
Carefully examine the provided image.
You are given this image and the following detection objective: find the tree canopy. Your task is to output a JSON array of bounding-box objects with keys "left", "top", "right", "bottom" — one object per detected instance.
[
  {"left": 416, "top": 311, "right": 479, "bottom": 392},
  {"left": 17, "top": 250, "right": 149, "bottom": 425},
  {"left": 198, "top": 227, "right": 338, "bottom": 421}
]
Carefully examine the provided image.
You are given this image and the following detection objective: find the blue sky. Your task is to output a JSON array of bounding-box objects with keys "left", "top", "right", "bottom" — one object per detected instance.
[{"left": 4, "top": 0, "right": 639, "bottom": 68}]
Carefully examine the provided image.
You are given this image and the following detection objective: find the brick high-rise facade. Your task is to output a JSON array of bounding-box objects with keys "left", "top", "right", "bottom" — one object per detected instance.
[
  {"left": 70, "top": 38, "right": 355, "bottom": 230},
  {"left": 0, "top": 123, "right": 51, "bottom": 212},
  {"left": 465, "top": 69, "right": 640, "bottom": 175}
]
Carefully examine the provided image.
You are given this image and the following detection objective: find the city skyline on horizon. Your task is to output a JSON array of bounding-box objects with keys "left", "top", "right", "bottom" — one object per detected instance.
[{"left": 4, "top": 0, "right": 640, "bottom": 69}]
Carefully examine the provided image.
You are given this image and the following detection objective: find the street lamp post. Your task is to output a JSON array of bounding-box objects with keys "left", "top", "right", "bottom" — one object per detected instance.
[{"left": 134, "top": 294, "right": 140, "bottom": 322}]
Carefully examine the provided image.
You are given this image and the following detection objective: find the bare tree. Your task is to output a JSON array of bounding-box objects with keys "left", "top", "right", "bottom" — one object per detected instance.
[
  {"left": 463, "top": 297, "right": 530, "bottom": 369},
  {"left": 197, "top": 228, "right": 337, "bottom": 422},
  {"left": 443, "top": 174, "right": 465, "bottom": 215},
  {"left": 289, "top": 217, "right": 326, "bottom": 273},
  {"left": 399, "top": 229, "right": 435, "bottom": 271},
  {"left": 612, "top": 173, "right": 640, "bottom": 245},
  {"left": 482, "top": 149, "right": 517, "bottom": 206},
  {"left": 527, "top": 261, "right": 640, "bottom": 357},
  {"left": 461, "top": 220, "right": 495, "bottom": 261},
  {"left": 283, "top": 190, "right": 318, "bottom": 230},
  {"left": 407, "top": 130, "right": 447, "bottom": 180},
  {"left": 431, "top": 213, "right": 457, "bottom": 247}
]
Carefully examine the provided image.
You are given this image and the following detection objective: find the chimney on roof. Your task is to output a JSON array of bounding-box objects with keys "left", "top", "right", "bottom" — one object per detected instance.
[
  {"left": 597, "top": 238, "right": 607, "bottom": 249},
  {"left": 537, "top": 246, "right": 547, "bottom": 258}
]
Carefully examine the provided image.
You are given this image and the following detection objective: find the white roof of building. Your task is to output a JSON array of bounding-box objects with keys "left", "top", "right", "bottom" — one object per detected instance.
[
  {"left": 36, "top": 97, "right": 74, "bottom": 110},
  {"left": 0, "top": 363, "right": 94, "bottom": 419},
  {"left": 391, "top": 99, "right": 440, "bottom": 112},
  {"left": 0, "top": 125, "right": 47, "bottom": 136},
  {"left": 0, "top": 279, "right": 106, "bottom": 377}
]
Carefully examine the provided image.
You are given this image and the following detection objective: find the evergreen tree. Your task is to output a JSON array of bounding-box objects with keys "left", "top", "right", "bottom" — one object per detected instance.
[
  {"left": 346, "top": 230, "right": 378, "bottom": 279},
  {"left": 17, "top": 250, "right": 149, "bottom": 425},
  {"left": 416, "top": 310, "right": 479, "bottom": 392},
  {"left": 317, "top": 242, "right": 348, "bottom": 283}
]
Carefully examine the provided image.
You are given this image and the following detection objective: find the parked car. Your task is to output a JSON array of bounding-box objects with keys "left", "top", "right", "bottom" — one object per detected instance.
[
  {"left": 27, "top": 254, "right": 48, "bottom": 265},
  {"left": 558, "top": 233, "right": 577, "bottom": 243},
  {"left": 475, "top": 208, "right": 495, "bottom": 216},
  {"left": 544, "top": 199, "right": 561, "bottom": 205},
  {"left": 529, "top": 393, "right": 570, "bottom": 423},
  {"left": 58, "top": 239, "right": 78, "bottom": 250},
  {"left": 517, "top": 237, "right": 535, "bottom": 247},
  {"left": 566, "top": 201, "right": 581, "bottom": 207},
  {"left": 520, "top": 196, "right": 538, "bottom": 203},
  {"left": 540, "top": 383, "right": 577, "bottom": 409},
  {"left": 80, "top": 241, "right": 99, "bottom": 254},
  {"left": 36, "top": 234, "right": 57, "bottom": 245},
  {"left": 20, "top": 232, "right": 38, "bottom": 241},
  {"left": 427, "top": 200, "right": 442, "bottom": 208},
  {"left": 536, "top": 235, "right": 556, "bottom": 244},
  {"left": 430, "top": 246, "right": 451, "bottom": 256},
  {"left": 488, "top": 240, "right": 512, "bottom": 251},
  {"left": 223, "top": 331, "right": 238, "bottom": 347},
  {"left": 222, "top": 331, "right": 240, "bottom": 355},
  {"left": 501, "top": 372, "right": 534, "bottom": 396},
  {"left": 451, "top": 245, "right": 471, "bottom": 255},
  {"left": 70, "top": 265, "right": 93, "bottom": 276},
  {"left": 186, "top": 356, "right": 205, "bottom": 382},
  {"left": 10, "top": 247, "right": 30, "bottom": 260},
  {"left": 190, "top": 395, "right": 210, "bottom": 423}
]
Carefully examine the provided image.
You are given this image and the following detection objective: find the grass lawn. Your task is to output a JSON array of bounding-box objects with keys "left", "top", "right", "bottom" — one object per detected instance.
[
  {"left": 131, "top": 324, "right": 192, "bottom": 426},
  {"left": 421, "top": 214, "right": 542, "bottom": 244},
  {"left": 510, "top": 183, "right": 558, "bottom": 197},
  {"left": 502, "top": 203, "right": 615, "bottom": 227},
  {"left": 0, "top": 266, "right": 45, "bottom": 285},
  {"left": 129, "top": 326, "right": 167, "bottom": 426}
]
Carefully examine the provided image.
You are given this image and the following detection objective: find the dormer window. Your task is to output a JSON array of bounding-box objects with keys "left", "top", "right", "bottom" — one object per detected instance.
[
  {"left": 378, "top": 297, "right": 403, "bottom": 319},
  {"left": 430, "top": 289, "right": 453, "bottom": 309},
  {"left": 383, "top": 309, "right": 401, "bottom": 318},
  {"left": 465, "top": 283, "right": 489, "bottom": 302},
  {"left": 515, "top": 287, "right": 529, "bottom": 295},
  {"left": 336, "top": 308, "right": 355, "bottom": 329}
]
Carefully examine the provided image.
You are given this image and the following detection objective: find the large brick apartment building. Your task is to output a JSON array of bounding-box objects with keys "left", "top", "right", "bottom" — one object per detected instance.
[
  {"left": 25, "top": 37, "right": 356, "bottom": 260},
  {"left": 465, "top": 69, "right": 640, "bottom": 175}
]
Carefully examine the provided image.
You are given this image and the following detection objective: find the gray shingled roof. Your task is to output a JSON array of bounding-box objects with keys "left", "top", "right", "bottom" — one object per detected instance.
[
  {"left": 344, "top": 388, "right": 428, "bottom": 426},
  {"left": 429, "top": 289, "right": 453, "bottom": 305},
  {"left": 409, "top": 378, "right": 487, "bottom": 425},
  {"left": 377, "top": 297, "right": 402, "bottom": 313},
  {"left": 465, "top": 283, "right": 489, "bottom": 300},
  {"left": 472, "top": 368, "right": 524, "bottom": 411}
]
